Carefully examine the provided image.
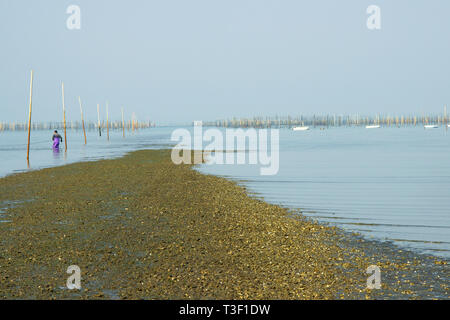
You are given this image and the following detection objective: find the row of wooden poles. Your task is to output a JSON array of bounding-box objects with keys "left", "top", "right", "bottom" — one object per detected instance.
[
  {"left": 23, "top": 70, "right": 153, "bottom": 161},
  {"left": 1, "top": 120, "right": 154, "bottom": 132},
  {"left": 203, "top": 109, "right": 449, "bottom": 128}
]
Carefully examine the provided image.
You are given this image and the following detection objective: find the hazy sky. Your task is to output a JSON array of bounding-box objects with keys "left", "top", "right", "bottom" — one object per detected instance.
[{"left": 1, "top": 0, "right": 449, "bottom": 123}]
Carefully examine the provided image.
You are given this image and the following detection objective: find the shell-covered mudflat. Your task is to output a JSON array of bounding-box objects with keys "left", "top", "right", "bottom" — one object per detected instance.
[{"left": 0, "top": 150, "right": 448, "bottom": 299}]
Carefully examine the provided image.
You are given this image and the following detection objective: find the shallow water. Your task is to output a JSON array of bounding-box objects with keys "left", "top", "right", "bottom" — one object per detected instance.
[
  {"left": 0, "top": 127, "right": 175, "bottom": 177},
  {"left": 198, "top": 126, "right": 450, "bottom": 259}
]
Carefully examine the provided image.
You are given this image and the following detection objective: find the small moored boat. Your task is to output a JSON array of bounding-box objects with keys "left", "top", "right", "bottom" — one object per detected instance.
[
  {"left": 424, "top": 125, "right": 438, "bottom": 129},
  {"left": 365, "top": 125, "right": 380, "bottom": 129},
  {"left": 292, "top": 126, "right": 310, "bottom": 131}
]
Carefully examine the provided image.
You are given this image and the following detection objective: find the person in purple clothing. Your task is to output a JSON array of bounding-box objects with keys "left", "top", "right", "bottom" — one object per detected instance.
[{"left": 52, "top": 130, "right": 63, "bottom": 149}]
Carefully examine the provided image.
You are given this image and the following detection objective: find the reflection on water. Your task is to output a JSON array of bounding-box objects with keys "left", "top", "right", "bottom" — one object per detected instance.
[
  {"left": 198, "top": 127, "right": 450, "bottom": 259},
  {"left": 52, "top": 147, "right": 61, "bottom": 160},
  {"left": 0, "top": 127, "right": 175, "bottom": 177}
]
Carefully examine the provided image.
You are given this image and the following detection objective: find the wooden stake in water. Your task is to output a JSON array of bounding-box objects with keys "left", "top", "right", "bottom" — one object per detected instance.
[
  {"left": 121, "top": 107, "right": 125, "bottom": 138},
  {"left": 444, "top": 105, "right": 447, "bottom": 125},
  {"left": 79, "top": 96, "right": 87, "bottom": 144},
  {"left": 26, "top": 70, "right": 33, "bottom": 161},
  {"left": 106, "top": 101, "right": 110, "bottom": 141},
  {"left": 97, "top": 104, "right": 101, "bottom": 137},
  {"left": 61, "top": 82, "right": 68, "bottom": 152}
]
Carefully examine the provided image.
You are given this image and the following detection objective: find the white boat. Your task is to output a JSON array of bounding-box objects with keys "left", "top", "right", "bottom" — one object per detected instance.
[
  {"left": 365, "top": 125, "right": 380, "bottom": 129},
  {"left": 448, "top": 124, "right": 450, "bottom": 128},
  {"left": 292, "top": 126, "right": 309, "bottom": 131},
  {"left": 424, "top": 125, "right": 438, "bottom": 129}
]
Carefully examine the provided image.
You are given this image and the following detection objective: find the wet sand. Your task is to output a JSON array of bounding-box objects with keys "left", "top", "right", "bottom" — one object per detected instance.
[{"left": 0, "top": 150, "right": 448, "bottom": 299}]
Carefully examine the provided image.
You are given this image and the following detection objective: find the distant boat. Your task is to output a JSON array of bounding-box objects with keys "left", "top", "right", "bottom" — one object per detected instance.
[
  {"left": 366, "top": 125, "right": 380, "bottom": 129},
  {"left": 424, "top": 125, "right": 438, "bottom": 129},
  {"left": 292, "top": 126, "right": 309, "bottom": 131}
]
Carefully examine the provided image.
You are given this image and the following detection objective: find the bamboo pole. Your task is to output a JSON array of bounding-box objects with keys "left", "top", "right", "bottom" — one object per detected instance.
[
  {"left": 79, "top": 96, "right": 87, "bottom": 144},
  {"left": 121, "top": 107, "right": 125, "bottom": 138},
  {"left": 444, "top": 105, "right": 447, "bottom": 125},
  {"left": 61, "top": 82, "right": 68, "bottom": 152},
  {"left": 106, "top": 101, "right": 110, "bottom": 140},
  {"left": 97, "top": 104, "right": 101, "bottom": 136},
  {"left": 26, "top": 70, "right": 33, "bottom": 161}
]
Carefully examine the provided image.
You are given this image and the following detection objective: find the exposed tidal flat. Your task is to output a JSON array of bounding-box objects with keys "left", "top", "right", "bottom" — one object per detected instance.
[{"left": 0, "top": 150, "right": 448, "bottom": 299}]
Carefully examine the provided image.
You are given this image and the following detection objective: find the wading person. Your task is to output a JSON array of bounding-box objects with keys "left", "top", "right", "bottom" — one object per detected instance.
[{"left": 52, "top": 130, "right": 63, "bottom": 149}]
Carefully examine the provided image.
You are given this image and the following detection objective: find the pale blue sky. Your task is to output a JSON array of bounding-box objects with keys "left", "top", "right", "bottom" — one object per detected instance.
[{"left": 1, "top": 0, "right": 449, "bottom": 123}]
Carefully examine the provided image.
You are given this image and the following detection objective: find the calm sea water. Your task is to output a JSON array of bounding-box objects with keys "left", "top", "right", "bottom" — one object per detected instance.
[
  {"left": 198, "top": 127, "right": 450, "bottom": 259},
  {"left": 1, "top": 126, "right": 450, "bottom": 259},
  {"left": 0, "top": 127, "right": 175, "bottom": 178}
]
